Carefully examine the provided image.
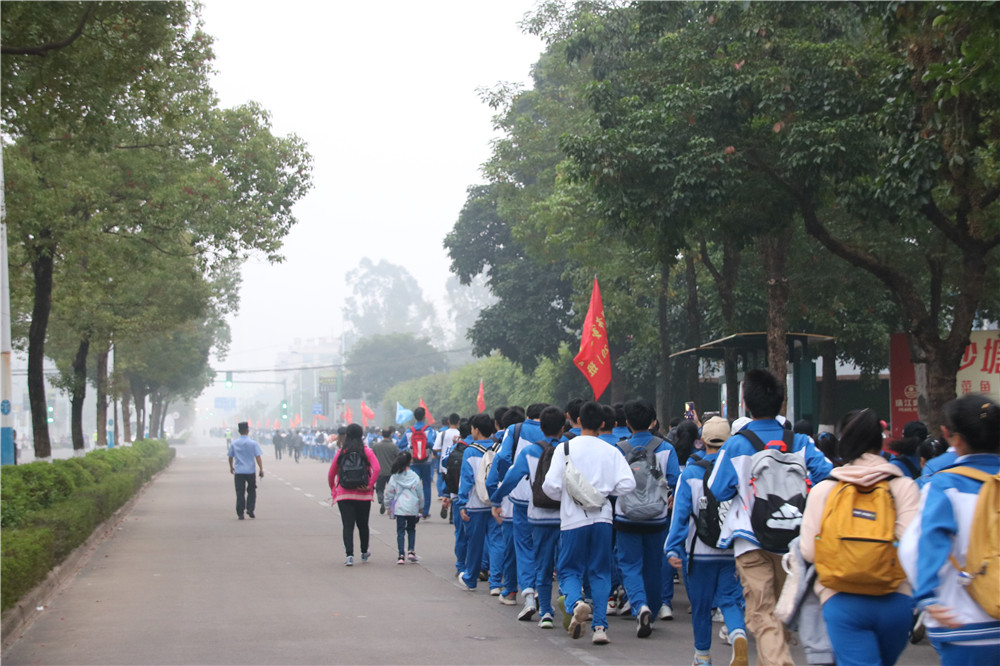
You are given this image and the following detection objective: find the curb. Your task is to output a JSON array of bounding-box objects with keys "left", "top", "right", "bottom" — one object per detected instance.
[{"left": 1, "top": 458, "right": 173, "bottom": 651}]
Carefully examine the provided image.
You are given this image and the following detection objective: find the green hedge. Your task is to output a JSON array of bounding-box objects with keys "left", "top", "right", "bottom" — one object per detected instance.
[{"left": 0, "top": 440, "right": 174, "bottom": 612}]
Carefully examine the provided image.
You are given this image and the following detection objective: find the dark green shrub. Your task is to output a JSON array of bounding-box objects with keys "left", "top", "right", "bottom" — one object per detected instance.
[
  {"left": 0, "top": 528, "right": 55, "bottom": 611},
  {"left": 29, "top": 499, "right": 98, "bottom": 562}
]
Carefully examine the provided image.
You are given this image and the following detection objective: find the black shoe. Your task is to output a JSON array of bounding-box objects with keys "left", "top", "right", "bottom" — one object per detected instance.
[
  {"left": 247, "top": 512, "right": 255, "bottom": 519},
  {"left": 238, "top": 515, "right": 245, "bottom": 520},
  {"left": 440, "top": 504, "right": 448, "bottom": 519},
  {"left": 380, "top": 504, "right": 386, "bottom": 515}
]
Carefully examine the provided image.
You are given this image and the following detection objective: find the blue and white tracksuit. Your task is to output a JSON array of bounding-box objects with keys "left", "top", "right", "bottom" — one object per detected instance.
[
  {"left": 900, "top": 453, "right": 1000, "bottom": 664},
  {"left": 665, "top": 451, "right": 746, "bottom": 652},
  {"left": 492, "top": 437, "right": 562, "bottom": 615},
  {"left": 917, "top": 448, "right": 958, "bottom": 488},
  {"left": 489, "top": 420, "right": 544, "bottom": 596},
  {"left": 707, "top": 419, "right": 832, "bottom": 555},
  {"left": 454, "top": 439, "right": 492, "bottom": 589},
  {"left": 542, "top": 435, "right": 636, "bottom": 630},
  {"left": 401, "top": 422, "right": 437, "bottom": 516},
  {"left": 613, "top": 431, "right": 680, "bottom": 618}
]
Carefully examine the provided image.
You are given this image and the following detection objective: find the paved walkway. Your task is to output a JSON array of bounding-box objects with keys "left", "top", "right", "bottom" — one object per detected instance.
[{"left": 2, "top": 438, "right": 939, "bottom": 665}]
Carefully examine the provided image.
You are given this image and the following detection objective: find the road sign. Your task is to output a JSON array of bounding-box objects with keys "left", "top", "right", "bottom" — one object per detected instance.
[
  {"left": 214, "top": 397, "right": 237, "bottom": 410},
  {"left": 312, "top": 403, "right": 322, "bottom": 415}
]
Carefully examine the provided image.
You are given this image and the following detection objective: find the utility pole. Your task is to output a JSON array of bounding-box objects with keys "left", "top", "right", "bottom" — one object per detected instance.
[{"left": 1, "top": 151, "right": 15, "bottom": 465}]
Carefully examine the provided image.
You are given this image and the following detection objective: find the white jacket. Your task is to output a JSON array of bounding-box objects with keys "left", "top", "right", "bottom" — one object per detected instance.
[{"left": 542, "top": 435, "right": 636, "bottom": 531}]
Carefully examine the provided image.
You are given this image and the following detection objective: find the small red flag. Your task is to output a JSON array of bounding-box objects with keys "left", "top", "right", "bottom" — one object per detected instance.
[
  {"left": 418, "top": 398, "right": 435, "bottom": 425},
  {"left": 360, "top": 401, "right": 375, "bottom": 427},
  {"left": 476, "top": 380, "right": 486, "bottom": 412},
  {"left": 573, "top": 277, "right": 612, "bottom": 400},
  {"left": 343, "top": 403, "right": 354, "bottom": 425}
]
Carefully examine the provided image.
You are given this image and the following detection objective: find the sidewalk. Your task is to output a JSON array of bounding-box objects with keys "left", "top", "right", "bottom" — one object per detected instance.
[{"left": 1, "top": 438, "right": 940, "bottom": 665}]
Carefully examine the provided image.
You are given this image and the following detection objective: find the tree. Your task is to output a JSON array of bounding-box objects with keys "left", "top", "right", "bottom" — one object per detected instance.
[
  {"left": 342, "top": 258, "right": 440, "bottom": 343},
  {"left": 342, "top": 333, "right": 448, "bottom": 404}
]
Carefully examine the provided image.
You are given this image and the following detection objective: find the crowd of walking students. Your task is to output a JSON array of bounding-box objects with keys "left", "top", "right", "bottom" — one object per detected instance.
[{"left": 319, "top": 369, "right": 999, "bottom": 666}]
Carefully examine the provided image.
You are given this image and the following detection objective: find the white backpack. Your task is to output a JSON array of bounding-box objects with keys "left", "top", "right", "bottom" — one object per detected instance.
[{"left": 474, "top": 443, "right": 497, "bottom": 503}]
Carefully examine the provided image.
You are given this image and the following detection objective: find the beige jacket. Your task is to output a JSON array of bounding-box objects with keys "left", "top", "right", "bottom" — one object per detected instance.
[{"left": 800, "top": 452, "right": 921, "bottom": 604}]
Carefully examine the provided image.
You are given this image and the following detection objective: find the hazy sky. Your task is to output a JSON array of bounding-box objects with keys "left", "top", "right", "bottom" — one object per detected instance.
[{"left": 199, "top": 1, "right": 545, "bottom": 370}]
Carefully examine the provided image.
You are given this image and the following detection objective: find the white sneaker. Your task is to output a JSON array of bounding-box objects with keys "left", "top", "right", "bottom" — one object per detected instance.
[
  {"left": 607, "top": 596, "right": 619, "bottom": 616},
  {"left": 718, "top": 625, "right": 731, "bottom": 645},
  {"left": 712, "top": 608, "right": 724, "bottom": 623},
  {"left": 637, "top": 605, "right": 653, "bottom": 638},
  {"left": 568, "top": 601, "right": 590, "bottom": 639},
  {"left": 518, "top": 594, "right": 536, "bottom": 622},
  {"left": 658, "top": 604, "right": 674, "bottom": 621},
  {"left": 538, "top": 613, "right": 554, "bottom": 629},
  {"left": 489, "top": 588, "right": 502, "bottom": 596},
  {"left": 619, "top": 598, "right": 631, "bottom": 616},
  {"left": 344, "top": 555, "right": 354, "bottom": 566},
  {"left": 499, "top": 592, "right": 517, "bottom": 605},
  {"left": 592, "top": 626, "right": 610, "bottom": 645}
]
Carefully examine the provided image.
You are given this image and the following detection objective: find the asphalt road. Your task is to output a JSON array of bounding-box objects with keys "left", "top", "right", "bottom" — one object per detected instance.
[{"left": 2, "top": 437, "right": 940, "bottom": 665}]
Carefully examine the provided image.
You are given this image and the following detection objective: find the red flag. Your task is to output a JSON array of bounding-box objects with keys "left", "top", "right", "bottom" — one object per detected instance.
[
  {"left": 418, "top": 398, "right": 435, "bottom": 425},
  {"left": 361, "top": 401, "right": 375, "bottom": 427},
  {"left": 476, "top": 380, "right": 486, "bottom": 412},
  {"left": 573, "top": 277, "right": 612, "bottom": 400},
  {"left": 293, "top": 413, "right": 302, "bottom": 427},
  {"left": 343, "top": 403, "right": 354, "bottom": 424}
]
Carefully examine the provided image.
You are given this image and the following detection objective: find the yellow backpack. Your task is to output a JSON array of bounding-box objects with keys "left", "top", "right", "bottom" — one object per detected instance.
[
  {"left": 814, "top": 479, "right": 905, "bottom": 595},
  {"left": 941, "top": 466, "right": 1000, "bottom": 619}
]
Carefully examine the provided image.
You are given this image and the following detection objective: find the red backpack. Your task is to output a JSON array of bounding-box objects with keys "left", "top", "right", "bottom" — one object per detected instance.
[{"left": 410, "top": 425, "right": 429, "bottom": 462}]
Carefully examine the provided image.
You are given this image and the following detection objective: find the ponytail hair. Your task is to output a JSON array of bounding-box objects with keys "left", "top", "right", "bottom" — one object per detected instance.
[
  {"left": 836, "top": 408, "right": 883, "bottom": 463},
  {"left": 943, "top": 394, "right": 1000, "bottom": 454}
]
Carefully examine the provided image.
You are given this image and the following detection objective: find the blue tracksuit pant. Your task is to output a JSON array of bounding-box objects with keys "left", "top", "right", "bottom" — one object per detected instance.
[{"left": 558, "top": 522, "right": 613, "bottom": 630}]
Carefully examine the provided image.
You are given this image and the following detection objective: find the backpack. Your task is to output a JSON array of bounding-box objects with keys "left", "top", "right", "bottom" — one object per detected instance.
[
  {"left": 473, "top": 443, "right": 496, "bottom": 503},
  {"left": 338, "top": 448, "right": 370, "bottom": 490},
  {"left": 562, "top": 440, "right": 607, "bottom": 511},
  {"left": 443, "top": 440, "right": 468, "bottom": 495},
  {"left": 742, "top": 429, "right": 808, "bottom": 552},
  {"left": 941, "top": 466, "right": 1000, "bottom": 619},
  {"left": 409, "top": 425, "right": 429, "bottom": 462},
  {"left": 690, "top": 458, "right": 731, "bottom": 549},
  {"left": 814, "top": 479, "right": 905, "bottom": 595},
  {"left": 531, "top": 440, "right": 561, "bottom": 510},
  {"left": 617, "top": 438, "right": 671, "bottom": 521},
  {"left": 315, "top": 432, "right": 325, "bottom": 445}
]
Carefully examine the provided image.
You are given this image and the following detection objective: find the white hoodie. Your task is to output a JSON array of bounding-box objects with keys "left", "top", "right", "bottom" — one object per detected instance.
[{"left": 542, "top": 434, "right": 636, "bottom": 531}]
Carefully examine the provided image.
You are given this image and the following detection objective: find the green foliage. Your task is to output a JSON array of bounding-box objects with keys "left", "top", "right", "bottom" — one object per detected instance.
[
  {"left": 0, "top": 441, "right": 174, "bottom": 612},
  {"left": 343, "top": 333, "right": 448, "bottom": 404}
]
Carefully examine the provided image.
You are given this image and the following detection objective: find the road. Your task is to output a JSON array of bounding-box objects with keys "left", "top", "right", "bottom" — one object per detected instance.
[{"left": 2, "top": 437, "right": 940, "bottom": 665}]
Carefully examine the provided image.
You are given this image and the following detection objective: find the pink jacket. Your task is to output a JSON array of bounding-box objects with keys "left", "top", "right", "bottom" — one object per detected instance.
[{"left": 328, "top": 446, "right": 380, "bottom": 503}]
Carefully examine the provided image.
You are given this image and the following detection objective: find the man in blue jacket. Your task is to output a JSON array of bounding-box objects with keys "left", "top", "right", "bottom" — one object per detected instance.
[
  {"left": 708, "top": 369, "right": 831, "bottom": 666},
  {"left": 400, "top": 407, "right": 437, "bottom": 518}
]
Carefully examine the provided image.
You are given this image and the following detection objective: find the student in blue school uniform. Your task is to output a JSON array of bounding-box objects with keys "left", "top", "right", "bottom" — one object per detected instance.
[
  {"left": 900, "top": 394, "right": 1000, "bottom": 666},
  {"left": 613, "top": 398, "right": 681, "bottom": 639},
  {"left": 542, "top": 401, "right": 636, "bottom": 645},
  {"left": 454, "top": 412, "right": 496, "bottom": 591},
  {"left": 666, "top": 416, "right": 749, "bottom": 666},
  {"left": 492, "top": 405, "right": 567, "bottom": 627}
]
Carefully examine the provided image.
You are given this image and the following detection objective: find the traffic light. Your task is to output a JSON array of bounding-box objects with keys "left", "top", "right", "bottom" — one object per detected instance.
[
  {"left": 46, "top": 403, "right": 54, "bottom": 423},
  {"left": 281, "top": 400, "right": 288, "bottom": 420},
  {"left": 225, "top": 372, "right": 233, "bottom": 389}
]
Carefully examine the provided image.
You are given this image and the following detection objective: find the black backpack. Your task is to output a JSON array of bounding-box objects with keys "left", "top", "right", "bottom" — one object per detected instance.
[
  {"left": 338, "top": 449, "right": 370, "bottom": 489},
  {"left": 444, "top": 441, "right": 468, "bottom": 495},
  {"left": 531, "top": 440, "right": 561, "bottom": 510},
  {"left": 689, "top": 458, "right": 730, "bottom": 549}
]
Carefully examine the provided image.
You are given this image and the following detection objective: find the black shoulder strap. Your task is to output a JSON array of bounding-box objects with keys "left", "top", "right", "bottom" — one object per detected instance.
[
  {"left": 511, "top": 422, "right": 524, "bottom": 458},
  {"left": 897, "top": 455, "right": 920, "bottom": 478},
  {"left": 740, "top": 428, "right": 766, "bottom": 451},
  {"left": 563, "top": 439, "right": 570, "bottom": 457},
  {"left": 470, "top": 442, "right": 487, "bottom": 454}
]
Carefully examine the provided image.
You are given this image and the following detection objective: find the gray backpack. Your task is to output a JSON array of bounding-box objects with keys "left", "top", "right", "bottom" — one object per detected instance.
[
  {"left": 742, "top": 430, "right": 808, "bottom": 552},
  {"left": 617, "top": 439, "right": 671, "bottom": 520}
]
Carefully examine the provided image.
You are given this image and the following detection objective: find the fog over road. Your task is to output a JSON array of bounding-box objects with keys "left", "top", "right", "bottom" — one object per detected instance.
[{"left": 2, "top": 437, "right": 939, "bottom": 665}]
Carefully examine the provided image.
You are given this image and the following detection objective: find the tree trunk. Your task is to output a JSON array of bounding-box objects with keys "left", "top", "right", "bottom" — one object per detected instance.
[
  {"left": 819, "top": 342, "right": 837, "bottom": 430},
  {"left": 27, "top": 238, "right": 55, "bottom": 460},
  {"left": 132, "top": 381, "right": 146, "bottom": 439},
  {"left": 96, "top": 348, "right": 109, "bottom": 448},
  {"left": 70, "top": 337, "right": 90, "bottom": 451},
  {"left": 683, "top": 252, "right": 701, "bottom": 405},
  {"left": 912, "top": 339, "right": 966, "bottom": 435},
  {"left": 655, "top": 262, "right": 675, "bottom": 426},
  {"left": 159, "top": 399, "right": 169, "bottom": 439},
  {"left": 122, "top": 388, "right": 133, "bottom": 444},
  {"left": 760, "top": 232, "right": 791, "bottom": 404},
  {"left": 700, "top": 237, "right": 742, "bottom": 419}
]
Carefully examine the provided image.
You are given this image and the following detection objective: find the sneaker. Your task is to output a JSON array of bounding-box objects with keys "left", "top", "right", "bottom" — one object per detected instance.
[
  {"left": 489, "top": 588, "right": 502, "bottom": 597},
  {"left": 538, "top": 613, "right": 554, "bottom": 629},
  {"left": 910, "top": 610, "right": 926, "bottom": 644},
  {"left": 479, "top": 570, "right": 489, "bottom": 582},
  {"left": 380, "top": 504, "right": 386, "bottom": 515},
  {"left": 730, "top": 633, "right": 749, "bottom": 666},
  {"left": 518, "top": 595, "right": 536, "bottom": 621},
  {"left": 247, "top": 511, "right": 255, "bottom": 519},
  {"left": 456, "top": 574, "right": 475, "bottom": 592},
  {"left": 718, "top": 625, "right": 731, "bottom": 645},
  {"left": 658, "top": 604, "right": 674, "bottom": 621},
  {"left": 237, "top": 515, "right": 245, "bottom": 520},
  {"left": 592, "top": 626, "right": 610, "bottom": 645},
  {"left": 557, "top": 595, "right": 571, "bottom": 631},
  {"left": 397, "top": 556, "right": 405, "bottom": 565},
  {"left": 440, "top": 503, "right": 449, "bottom": 519},
  {"left": 692, "top": 654, "right": 712, "bottom": 666},
  {"left": 619, "top": 598, "right": 631, "bottom": 616},
  {"left": 361, "top": 551, "right": 371, "bottom": 563},
  {"left": 712, "top": 608, "right": 724, "bottom": 623},
  {"left": 607, "top": 596, "right": 619, "bottom": 616},
  {"left": 407, "top": 551, "right": 419, "bottom": 562},
  {"left": 499, "top": 592, "right": 517, "bottom": 605},
  {"left": 568, "top": 601, "right": 590, "bottom": 639},
  {"left": 637, "top": 605, "right": 653, "bottom": 638},
  {"left": 345, "top": 555, "right": 354, "bottom": 566}
]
